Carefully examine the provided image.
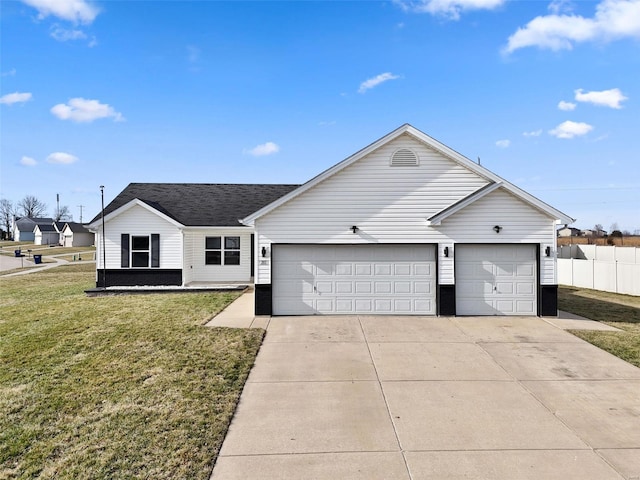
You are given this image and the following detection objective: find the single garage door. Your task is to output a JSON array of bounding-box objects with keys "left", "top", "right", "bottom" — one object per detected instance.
[
  {"left": 456, "top": 245, "right": 537, "bottom": 316},
  {"left": 272, "top": 244, "right": 436, "bottom": 315}
]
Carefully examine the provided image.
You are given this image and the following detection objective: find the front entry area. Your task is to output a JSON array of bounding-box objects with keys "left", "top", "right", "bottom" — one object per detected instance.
[
  {"left": 272, "top": 244, "right": 436, "bottom": 315},
  {"left": 455, "top": 244, "right": 537, "bottom": 316}
]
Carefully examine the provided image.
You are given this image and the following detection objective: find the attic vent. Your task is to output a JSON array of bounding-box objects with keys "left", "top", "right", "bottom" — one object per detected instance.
[{"left": 390, "top": 148, "right": 419, "bottom": 167}]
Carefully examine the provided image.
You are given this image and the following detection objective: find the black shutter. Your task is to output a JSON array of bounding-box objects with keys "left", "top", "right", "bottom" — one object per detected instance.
[
  {"left": 151, "top": 234, "right": 160, "bottom": 268},
  {"left": 121, "top": 234, "right": 129, "bottom": 268}
]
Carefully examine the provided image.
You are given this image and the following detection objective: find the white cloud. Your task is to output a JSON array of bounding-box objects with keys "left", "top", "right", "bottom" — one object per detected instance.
[
  {"left": 495, "top": 139, "right": 511, "bottom": 148},
  {"left": 50, "top": 26, "right": 87, "bottom": 41},
  {"left": 46, "top": 152, "right": 78, "bottom": 164},
  {"left": 51, "top": 98, "right": 124, "bottom": 122},
  {"left": 548, "top": 0, "right": 574, "bottom": 14},
  {"left": 0, "top": 92, "right": 33, "bottom": 105},
  {"left": 244, "top": 142, "right": 280, "bottom": 157},
  {"left": 1, "top": 68, "right": 17, "bottom": 77},
  {"left": 523, "top": 129, "right": 543, "bottom": 137},
  {"left": 504, "top": 0, "right": 640, "bottom": 54},
  {"left": 20, "top": 0, "right": 99, "bottom": 24},
  {"left": 558, "top": 100, "right": 577, "bottom": 111},
  {"left": 20, "top": 156, "right": 38, "bottom": 166},
  {"left": 549, "top": 120, "right": 594, "bottom": 139},
  {"left": 358, "top": 72, "right": 401, "bottom": 94},
  {"left": 394, "top": 0, "right": 505, "bottom": 20},
  {"left": 575, "top": 88, "right": 628, "bottom": 108}
]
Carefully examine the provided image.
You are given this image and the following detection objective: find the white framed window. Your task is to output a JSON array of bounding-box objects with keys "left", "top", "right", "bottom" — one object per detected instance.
[
  {"left": 131, "top": 236, "right": 150, "bottom": 267},
  {"left": 121, "top": 234, "right": 160, "bottom": 268},
  {"left": 205, "top": 236, "right": 240, "bottom": 265}
]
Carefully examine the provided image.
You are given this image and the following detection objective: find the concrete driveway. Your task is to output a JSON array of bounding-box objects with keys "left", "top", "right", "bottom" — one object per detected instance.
[{"left": 212, "top": 316, "right": 640, "bottom": 479}]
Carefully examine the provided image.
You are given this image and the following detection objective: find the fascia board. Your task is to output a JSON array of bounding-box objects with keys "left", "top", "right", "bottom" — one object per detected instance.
[
  {"left": 87, "top": 198, "right": 185, "bottom": 230},
  {"left": 427, "top": 182, "right": 502, "bottom": 225},
  {"left": 406, "top": 127, "right": 574, "bottom": 224},
  {"left": 241, "top": 124, "right": 414, "bottom": 225}
]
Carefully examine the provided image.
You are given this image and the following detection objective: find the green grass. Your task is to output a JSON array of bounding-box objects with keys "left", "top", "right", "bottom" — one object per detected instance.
[
  {"left": 559, "top": 286, "right": 640, "bottom": 368},
  {"left": 0, "top": 264, "right": 263, "bottom": 479}
]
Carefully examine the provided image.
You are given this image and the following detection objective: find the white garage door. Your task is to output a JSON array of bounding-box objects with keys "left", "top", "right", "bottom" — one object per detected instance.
[
  {"left": 272, "top": 245, "right": 436, "bottom": 315},
  {"left": 456, "top": 245, "right": 537, "bottom": 316}
]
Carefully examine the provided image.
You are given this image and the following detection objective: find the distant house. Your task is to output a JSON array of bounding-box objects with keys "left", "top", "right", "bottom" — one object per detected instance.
[
  {"left": 557, "top": 226, "right": 582, "bottom": 237},
  {"left": 582, "top": 228, "right": 607, "bottom": 237},
  {"left": 54, "top": 222, "right": 66, "bottom": 244},
  {"left": 34, "top": 223, "right": 60, "bottom": 245},
  {"left": 61, "top": 222, "right": 94, "bottom": 247},
  {"left": 12, "top": 217, "right": 55, "bottom": 242}
]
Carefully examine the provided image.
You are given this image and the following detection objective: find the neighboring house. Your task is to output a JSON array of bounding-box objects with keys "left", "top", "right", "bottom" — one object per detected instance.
[
  {"left": 54, "top": 222, "right": 65, "bottom": 244},
  {"left": 582, "top": 228, "right": 607, "bottom": 237},
  {"left": 12, "top": 217, "right": 55, "bottom": 242},
  {"left": 34, "top": 223, "right": 60, "bottom": 245},
  {"left": 90, "top": 124, "right": 573, "bottom": 317},
  {"left": 557, "top": 226, "right": 582, "bottom": 237},
  {"left": 61, "top": 222, "right": 94, "bottom": 247},
  {"left": 87, "top": 184, "right": 299, "bottom": 288}
]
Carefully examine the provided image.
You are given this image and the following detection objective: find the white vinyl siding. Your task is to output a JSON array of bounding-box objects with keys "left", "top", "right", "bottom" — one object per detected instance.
[
  {"left": 256, "top": 134, "right": 490, "bottom": 283},
  {"left": 183, "top": 229, "right": 252, "bottom": 283},
  {"left": 255, "top": 135, "right": 559, "bottom": 288},
  {"left": 438, "top": 189, "right": 557, "bottom": 285},
  {"left": 98, "top": 204, "right": 182, "bottom": 270},
  {"left": 272, "top": 245, "right": 436, "bottom": 315}
]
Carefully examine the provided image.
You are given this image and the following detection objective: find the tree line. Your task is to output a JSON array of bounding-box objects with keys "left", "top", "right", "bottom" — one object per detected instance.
[{"left": 0, "top": 195, "right": 72, "bottom": 240}]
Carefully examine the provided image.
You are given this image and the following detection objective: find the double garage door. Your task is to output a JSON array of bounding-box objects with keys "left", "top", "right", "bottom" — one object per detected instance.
[{"left": 272, "top": 245, "right": 436, "bottom": 315}]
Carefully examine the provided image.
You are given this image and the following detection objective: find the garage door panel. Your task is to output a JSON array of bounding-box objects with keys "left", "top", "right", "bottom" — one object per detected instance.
[
  {"left": 316, "top": 281, "right": 333, "bottom": 293},
  {"left": 335, "top": 264, "right": 352, "bottom": 276},
  {"left": 355, "top": 264, "right": 372, "bottom": 275},
  {"left": 356, "top": 299, "right": 373, "bottom": 312},
  {"left": 273, "top": 245, "right": 436, "bottom": 315},
  {"left": 456, "top": 245, "right": 537, "bottom": 316},
  {"left": 375, "top": 264, "right": 392, "bottom": 275},
  {"left": 375, "top": 282, "right": 392, "bottom": 294}
]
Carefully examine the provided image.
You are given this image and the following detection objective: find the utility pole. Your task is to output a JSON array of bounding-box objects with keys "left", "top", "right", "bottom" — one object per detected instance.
[{"left": 77, "top": 205, "right": 85, "bottom": 223}]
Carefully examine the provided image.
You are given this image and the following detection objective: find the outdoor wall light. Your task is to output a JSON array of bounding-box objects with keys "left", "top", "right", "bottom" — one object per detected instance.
[
  {"left": 261, "top": 246, "right": 267, "bottom": 258},
  {"left": 444, "top": 246, "right": 449, "bottom": 257},
  {"left": 545, "top": 246, "right": 551, "bottom": 257},
  {"left": 493, "top": 225, "right": 502, "bottom": 234},
  {"left": 351, "top": 225, "right": 359, "bottom": 234}
]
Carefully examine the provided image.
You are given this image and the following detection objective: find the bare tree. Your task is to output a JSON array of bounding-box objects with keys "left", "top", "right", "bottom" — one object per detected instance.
[
  {"left": 0, "top": 199, "right": 14, "bottom": 239},
  {"left": 54, "top": 205, "right": 73, "bottom": 222},
  {"left": 17, "top": 195, "right": 47, "bottom": 218}
]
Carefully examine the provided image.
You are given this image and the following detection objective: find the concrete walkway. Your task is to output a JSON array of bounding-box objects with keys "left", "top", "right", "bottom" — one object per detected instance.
[
  {"left": 205, "top": 290, "right": 269, "bottom": 329},
  {"left": 211, "top": 313, "right": 640, "bottom": 479}
]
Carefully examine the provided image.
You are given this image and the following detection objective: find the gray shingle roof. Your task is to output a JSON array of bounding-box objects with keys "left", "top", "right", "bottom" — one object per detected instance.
[
  {"left": 64, "top": 222, "right": 91, "bottom": 233},
  {"left": 15, "top": 217, "right": 55, "bottom": 232},
  {"left": 90, "top": 183, "right": 300, "bottom": 226}
]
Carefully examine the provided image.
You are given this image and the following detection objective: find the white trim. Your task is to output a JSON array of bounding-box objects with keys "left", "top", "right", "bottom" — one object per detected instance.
[
  {"left": 241, "top": 124, "right": 574, "bottom": 226},
  {"left": 87, "top": 198, "right": 184, "bottom": 230},
  {"left": 427, "top": 182, "right": 503, "bottom": 226}
]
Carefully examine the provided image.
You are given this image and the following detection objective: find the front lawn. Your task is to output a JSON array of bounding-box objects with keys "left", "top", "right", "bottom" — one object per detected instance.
[
  {"left": 559, "top": 286, "right": 640, "bottom": 368},
  {"left": 0, "top": 263, "right": 262, "bottom": 479}
]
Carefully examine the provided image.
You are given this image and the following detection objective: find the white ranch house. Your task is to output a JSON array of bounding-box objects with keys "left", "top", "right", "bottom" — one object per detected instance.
[{"left": 89, "top": 124, "right": 573, "bottom": 316}]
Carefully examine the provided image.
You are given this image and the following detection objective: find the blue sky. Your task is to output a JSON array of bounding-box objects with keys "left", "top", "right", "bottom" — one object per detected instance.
[{"left": 1, "top": 0, "right": 639, "bottom": 231}]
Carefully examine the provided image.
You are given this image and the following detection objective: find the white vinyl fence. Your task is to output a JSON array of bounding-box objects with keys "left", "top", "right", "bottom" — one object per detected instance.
[{"left": 557, "top": 245, "right": 640, "bottom": 296}]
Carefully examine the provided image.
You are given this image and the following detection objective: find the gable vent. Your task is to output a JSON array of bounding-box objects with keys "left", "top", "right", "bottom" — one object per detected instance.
[{"left": 390, "top": 148, "right": 419, "bottom": 167}]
